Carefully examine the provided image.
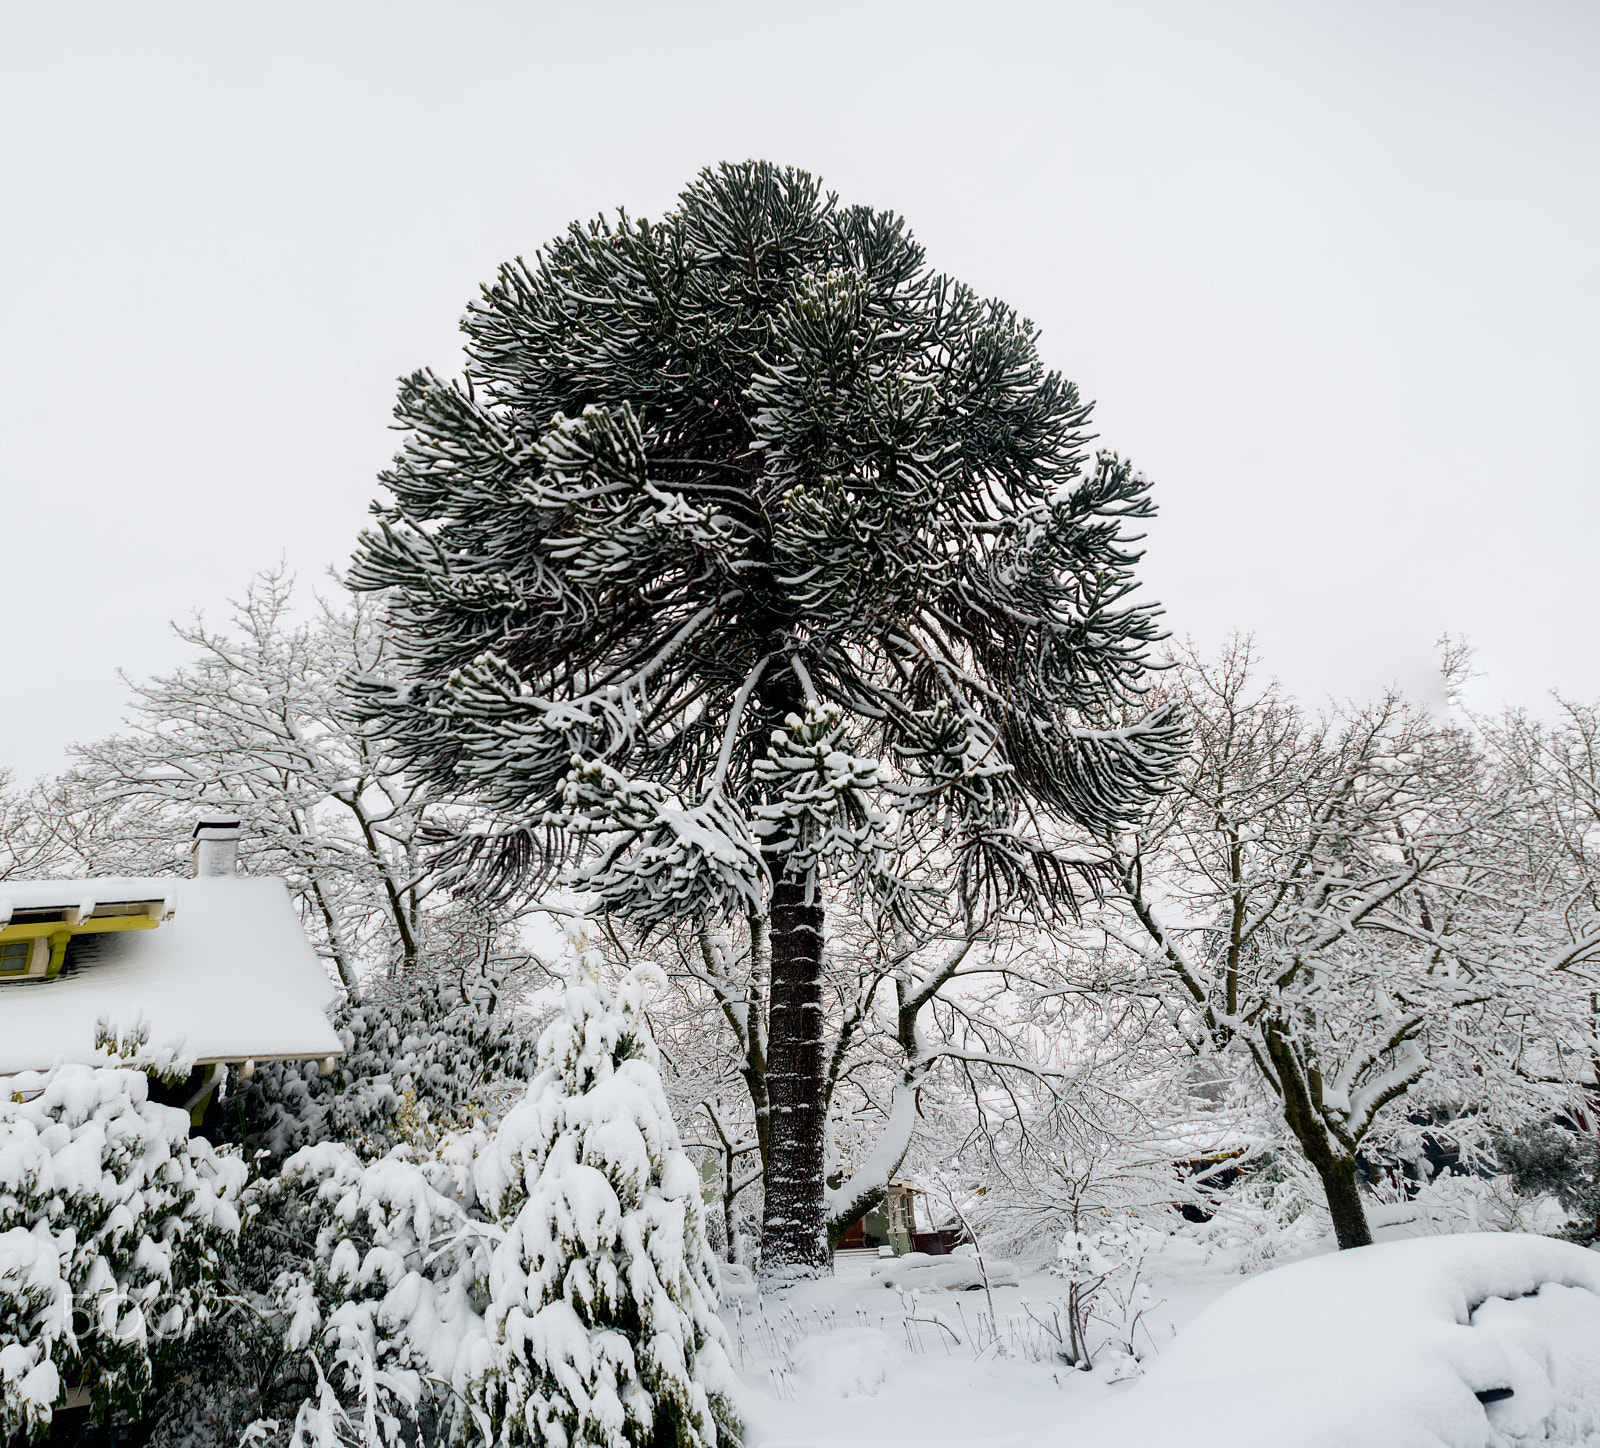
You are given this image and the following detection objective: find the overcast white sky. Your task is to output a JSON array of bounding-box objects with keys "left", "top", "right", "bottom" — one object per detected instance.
[{"left": 3, "top": 0, "right": 1596, "bottom": 780}]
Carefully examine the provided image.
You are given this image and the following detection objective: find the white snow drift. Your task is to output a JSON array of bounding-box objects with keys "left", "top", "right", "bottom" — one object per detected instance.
[{"left": 1057, "top": 1233, "right": 1600, "bottom": 1448}]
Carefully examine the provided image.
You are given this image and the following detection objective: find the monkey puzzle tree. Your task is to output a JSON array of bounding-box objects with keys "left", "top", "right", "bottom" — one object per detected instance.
[{"left": 349, "top": 161, "right": 1181, "bottom": 1282}]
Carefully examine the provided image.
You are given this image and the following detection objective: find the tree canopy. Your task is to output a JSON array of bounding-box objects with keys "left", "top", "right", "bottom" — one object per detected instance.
[
  {"left": 351, "top": 160, "right": 1179, "bottom": 918},
  {"left": 349, "top": 160, "right": 1182, "bottom": 1278}
]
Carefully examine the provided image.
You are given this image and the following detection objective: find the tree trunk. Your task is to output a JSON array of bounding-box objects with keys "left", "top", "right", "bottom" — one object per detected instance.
[
  {"left": 760, "top": 875, "right": 829, "bottom": 1282},
  {"left": 309, "top": 875, "right": 362, "bottom": 1002},
  {"left": 743, "top": 910, "right": 772, "bottom": 1177},
  {"left": 1265, "top": 1029, "right": 1373, "bottom": 1250},
  {"left": 1310, "top": 1147, "right": 1373, "bottom": 1251}
]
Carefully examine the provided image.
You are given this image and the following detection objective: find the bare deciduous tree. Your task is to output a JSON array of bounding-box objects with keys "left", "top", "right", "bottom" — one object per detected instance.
[
  {"left": 58, "top": 570, "right": 454, "bottom": 997},
  {"left": 1104, "top": 642, "right": 1600, "bottom": 1249}
]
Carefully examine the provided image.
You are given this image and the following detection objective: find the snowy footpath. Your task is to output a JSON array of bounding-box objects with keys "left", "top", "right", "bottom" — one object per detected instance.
[{"left": 729, "top": 1234, "right": 1600, "bottom": 1448}]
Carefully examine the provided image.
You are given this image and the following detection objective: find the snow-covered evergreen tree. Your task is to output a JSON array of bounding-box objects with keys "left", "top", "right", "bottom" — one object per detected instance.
[
  {"left": 142, "top": 954, "right": 543, "bottom": 1446},
  {"left": 349, "top": 159, "right": 1182, "bottom": 1279},
  {"left": 472, "top": 961, "right": 741, "bottom": 1448}
]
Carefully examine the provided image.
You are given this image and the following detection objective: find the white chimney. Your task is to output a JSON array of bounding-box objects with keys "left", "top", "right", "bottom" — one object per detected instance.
[{"left": 192, "top": 818, "right": 242, "bottom": 877}]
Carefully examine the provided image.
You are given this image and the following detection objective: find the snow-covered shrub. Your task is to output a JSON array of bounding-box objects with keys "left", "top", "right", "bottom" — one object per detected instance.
[
  {"left": 1494, "top": 1122, "right": 1600, "bottom": 1244},
  {"left": 1200, "top": 1149, "right": 1329, "bottom": 1271},
  {"left": 471, "top": 961, "right": 742, "bottom": 1448},
  {"left": 233, "top": 1139, "right": 496, "bottom": 1448},
  {"left": 144, "top": 1126, "right": 497, "bottom": 1448},
  {"left": 1045, "top": 1224, "right": 1159, "bottom": 1369},
  {"left": 0, "top": 1061, "right": 243, "bottom": 1444},
  {"left": 222, "top": 970, "right": 540, "bottom": 1166},
  {"left": 150, "top": 961, "right": 737, "bottom": 1448},
  {"left": 148, "top": 954, "right": 536, "bottom": 1448},
  {"left": 1395, "top": 1165, "right": 1570, "bottom": 1238}
]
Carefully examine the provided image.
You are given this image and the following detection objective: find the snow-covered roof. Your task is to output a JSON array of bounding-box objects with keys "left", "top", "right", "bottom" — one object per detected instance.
[
  {"left": 0, "top": 876, "right": 342, "bottom": 1075},
  {"left": 0, "top": 877, "right": 175, "bottom": 924}
]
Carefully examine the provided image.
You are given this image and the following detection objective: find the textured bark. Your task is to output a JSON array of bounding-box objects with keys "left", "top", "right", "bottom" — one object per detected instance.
[
  {"left": 760, "top": 876, "right": 829, "bottom": 1280},
  {"left": 742, "top": 910, "right": 772, "bottom": 1177}
]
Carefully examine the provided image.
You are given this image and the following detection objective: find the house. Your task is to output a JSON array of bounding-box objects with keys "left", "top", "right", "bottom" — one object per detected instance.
[
  {"left": 0, "top": 819, "right": 343, "bottom": 1124},
  {"left": 836, "top": 1178, "right": 969, "bottom": 1256}
]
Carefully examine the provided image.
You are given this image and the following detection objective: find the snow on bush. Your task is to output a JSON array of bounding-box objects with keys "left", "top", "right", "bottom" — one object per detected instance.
[
  {"left": 225, "top": 970, "right": 540, "bottom": 1167},
  {"left": 471, "top": 961, "right": 743, "bottom": 1448},
  {"left": 1395, "top": 1168, "right": 1574, "bottom": 1241},
  {"left": 222, "top": 1137, "right": 496, "bottom": 1448},
  {"left": 137, "top": 971, "right": 539, "bottom": 1448},
  {"left": 0, "top": 1060, "right": 243, "bottom": 1443},
  {"left": 1494, "top": 1122, "right": 1600, "bottom": 1245},
  {"left": 1046, "top": 1225, "right": 1160, "bottom": 1369},
  {"left": 206, "top": 960, "right": 739, "bottom": 1448}
]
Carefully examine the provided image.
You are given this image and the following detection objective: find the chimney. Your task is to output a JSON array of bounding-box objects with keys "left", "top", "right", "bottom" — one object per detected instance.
[{"left": 192, "top": 818, "right": 242, "bottom": 877}]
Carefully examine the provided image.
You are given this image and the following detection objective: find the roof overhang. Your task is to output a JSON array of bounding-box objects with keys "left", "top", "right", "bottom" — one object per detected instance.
[{"left": 0, "top": 876, "right": 344, "bottom": 1076}]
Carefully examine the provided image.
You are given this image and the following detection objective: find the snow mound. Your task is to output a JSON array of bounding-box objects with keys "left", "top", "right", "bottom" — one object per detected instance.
[
  {"left": 1472, "top": 1283, "right": 1600, "bottom": 1443},
  {"left": 713, "top": 1259, "right": 758, "bottom": 1305},
  {"left": 874, "top": 1253, "right": 1020, "bottom": 1291},
  {"left": 788, "top": 1328, "right": 897, "bottom": 1399},
  {"left": 1051, "top": 1233, "right": 1600, "bottom": 1448}
]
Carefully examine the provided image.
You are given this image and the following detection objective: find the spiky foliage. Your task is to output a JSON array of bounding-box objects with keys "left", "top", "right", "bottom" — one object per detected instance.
[
  {"left": 219, "top": 967, "right": 540, "bottom": 1169},
  {"left": 350, "top": 159, "right": 1178, "bottom": 919},
  {"left": 350, "top": 160, "right": 1181, "bottom": 1277}
]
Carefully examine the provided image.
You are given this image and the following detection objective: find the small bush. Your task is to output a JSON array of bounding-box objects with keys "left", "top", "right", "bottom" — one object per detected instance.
[
  {"left": 1493, "top": 1122, "right": 1600, "bottom": 1245},
  {"left": 0, "top": 1061, "right": 243, "bottom": 1444},
  {"left": 218, "top": 972, "right": 540, "bottom": 1167}
]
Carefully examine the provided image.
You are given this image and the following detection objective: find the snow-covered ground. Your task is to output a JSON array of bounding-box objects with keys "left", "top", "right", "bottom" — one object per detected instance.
[{"left": 729, "top": 1231, "right": 1600, "bottom": 1448}]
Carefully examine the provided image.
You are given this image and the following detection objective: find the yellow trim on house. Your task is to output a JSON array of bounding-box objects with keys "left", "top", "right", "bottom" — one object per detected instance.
[
  {"left": 0, "top": 907, "right": 171, "bottom": 981},
  {"left": 0, "top": 914, "right": 165, "bottom": 943}
]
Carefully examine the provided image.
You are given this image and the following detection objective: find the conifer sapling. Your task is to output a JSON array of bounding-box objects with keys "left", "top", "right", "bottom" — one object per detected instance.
[{"left": 472, "top": 960, "right": 742, "bottom": 1448}]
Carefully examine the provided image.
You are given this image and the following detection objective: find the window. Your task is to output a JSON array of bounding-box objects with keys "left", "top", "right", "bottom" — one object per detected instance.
[{"left": 0, "top": 940, "right": 32, "bottom": 974}]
